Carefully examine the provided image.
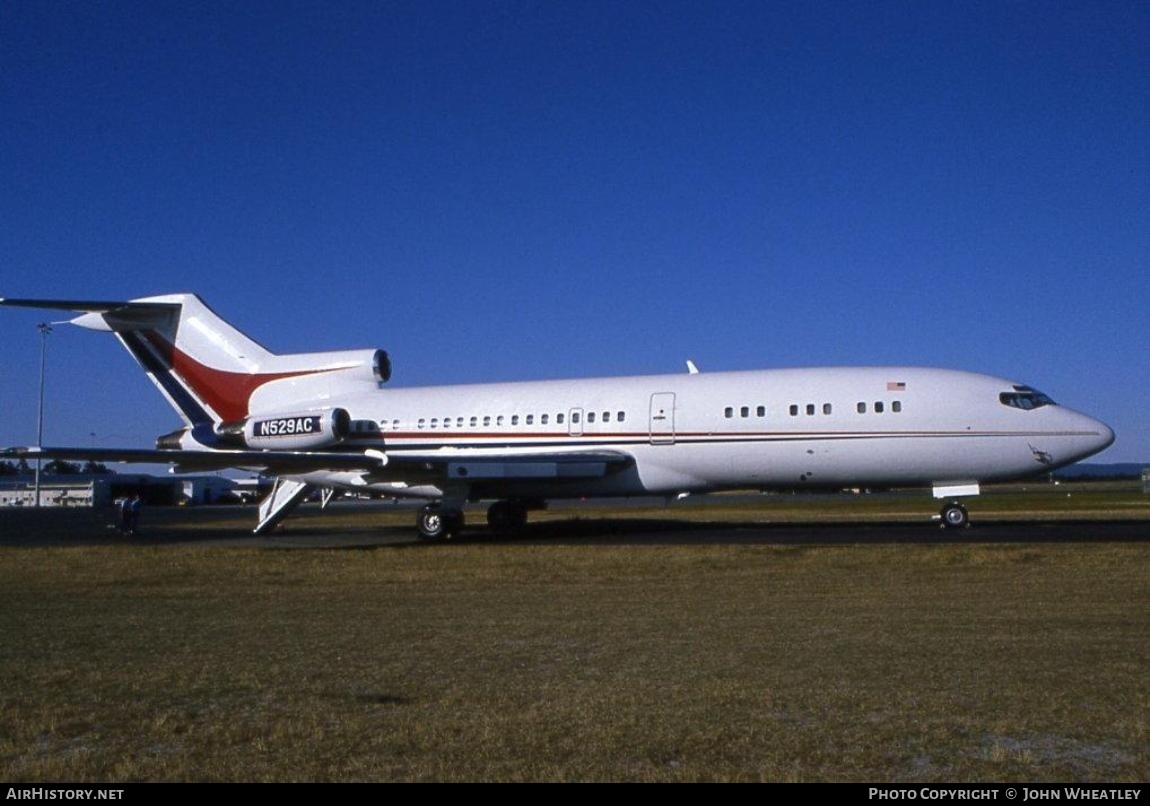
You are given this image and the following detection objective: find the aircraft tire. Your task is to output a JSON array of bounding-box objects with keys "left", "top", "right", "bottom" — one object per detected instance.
[
  {"left": 940, "top": 501, "right": 970, "bottom": 529},
  {"left": 417, "top": 505, "right": 463, "bottom": 541},
  {"left": 487, "top": 500, "right": 528, "bottom": 533}
]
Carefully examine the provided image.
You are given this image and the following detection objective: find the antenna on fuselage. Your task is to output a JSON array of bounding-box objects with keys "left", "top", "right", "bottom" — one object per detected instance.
[{"left": 685, "top": 360, "right": 700, "bottom": 375}]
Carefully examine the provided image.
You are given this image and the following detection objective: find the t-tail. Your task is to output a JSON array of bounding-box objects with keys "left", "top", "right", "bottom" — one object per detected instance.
[{"left": 0, "top": 294, "right": 389, "bottom": 448}]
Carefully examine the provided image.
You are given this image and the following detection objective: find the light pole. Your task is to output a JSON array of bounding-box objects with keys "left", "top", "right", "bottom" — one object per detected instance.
[{"left": 34, "top": 322, "right": 52, "bottom": 507}]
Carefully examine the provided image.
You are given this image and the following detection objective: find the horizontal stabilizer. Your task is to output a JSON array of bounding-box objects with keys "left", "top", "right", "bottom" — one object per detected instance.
[{"left": 0, "top": 297, "right": 181, "bottom": 315}]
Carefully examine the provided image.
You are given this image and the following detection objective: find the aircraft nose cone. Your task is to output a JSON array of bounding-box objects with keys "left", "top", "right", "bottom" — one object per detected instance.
[
  {"left": 1095, "top": 420, "right": 1116, "bottom": 453},
  {"left": 1074, "top": 413, "right": 1115, "bottom": 460},
  {"left": 1056, "top": 410, "right": 1115, "bottom": 466}
]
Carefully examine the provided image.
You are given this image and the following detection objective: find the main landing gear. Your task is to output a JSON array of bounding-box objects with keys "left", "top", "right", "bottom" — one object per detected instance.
[
  {"left": 939, "top": 500, "right": 970, "bottom": 530},
  {"left": 486, "top": 499, "right": 528, "bottom": 533},
  {"left": 416, "top": 499, "right": 533, "bottom": 541},
  {"left": 416, "top": 504, "right": 464, "bottom": 541}
]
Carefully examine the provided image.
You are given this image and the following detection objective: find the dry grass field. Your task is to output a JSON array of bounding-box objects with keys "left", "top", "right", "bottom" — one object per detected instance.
[{"left": 0, "top": 484, "right": 1147, "bottom": 781}]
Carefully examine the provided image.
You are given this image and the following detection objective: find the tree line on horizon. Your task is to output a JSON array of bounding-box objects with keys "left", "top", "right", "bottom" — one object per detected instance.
[{"left": 0, "top": 459, "right": 113, "bottom": 476}]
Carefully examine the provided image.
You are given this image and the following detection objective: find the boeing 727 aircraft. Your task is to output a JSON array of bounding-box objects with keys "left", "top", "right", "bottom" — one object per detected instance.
[{"left": 1, "top": 294, "right": 1115, "bottom": 538}]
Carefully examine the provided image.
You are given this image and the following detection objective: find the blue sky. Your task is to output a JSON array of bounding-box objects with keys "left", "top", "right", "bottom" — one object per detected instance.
[{"left": 1, "top": 0, "right": 1147, "bottom": 461}]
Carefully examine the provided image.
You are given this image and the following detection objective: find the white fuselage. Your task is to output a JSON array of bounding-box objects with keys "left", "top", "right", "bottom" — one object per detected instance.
[
  {"left": 292, "top": 366, "right": 1114, "bottom": 500},
  {"left": 1, "top": 294, "right": 1116, "bottom": 534}
]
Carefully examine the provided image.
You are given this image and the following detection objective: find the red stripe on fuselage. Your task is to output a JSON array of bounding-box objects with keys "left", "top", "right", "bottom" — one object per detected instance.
[{"left": 142, "top": 332, "right": 326, "bottom": 422}]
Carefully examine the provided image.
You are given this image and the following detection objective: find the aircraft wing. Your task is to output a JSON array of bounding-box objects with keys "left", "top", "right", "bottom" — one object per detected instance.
[
  {"left": 2, "top": 445, "right": 633, "bottom": 480},
  {"left": 1, "top": 446, "right": 386, "bottom": 474}
]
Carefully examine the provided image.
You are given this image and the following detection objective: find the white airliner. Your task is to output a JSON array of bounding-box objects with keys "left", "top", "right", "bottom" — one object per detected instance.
[{"left": 1, "top": 294, "right": 1114, "bottom": 538}]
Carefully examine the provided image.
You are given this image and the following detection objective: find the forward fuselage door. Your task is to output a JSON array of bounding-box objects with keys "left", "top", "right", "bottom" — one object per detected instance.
[
  {"left": 568, "top": 408, "right": 584, "bottom": 437},
  {"left": 649, "top": 392, "right": 676, "bottom": 445}
]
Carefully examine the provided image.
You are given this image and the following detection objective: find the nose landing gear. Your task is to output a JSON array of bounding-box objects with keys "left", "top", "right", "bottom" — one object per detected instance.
[{"left": 939, "top": 501, "right": 970, "bottom": 529}]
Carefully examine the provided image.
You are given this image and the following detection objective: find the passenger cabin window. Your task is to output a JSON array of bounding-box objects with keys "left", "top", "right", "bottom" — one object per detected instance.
[
  {"left": 874, "top": 402, "right": 884, "bottom": 413},
  {"left": 557, "top": 413, "right": 565, "bottom": 424},
  {"left": 757, "top": 406, "right": 766, "bottom": 417},
  {"left": 892, "top": 401, "right": 902, "bottom": 413},
  {"left": 741, "top": 406, "right": 749, "bottom": 418},
  {"left": 857, "top": 402, "right": 866, "bottom": 414},
  {"left": 526, "top": 415, "right": 534, "bottom": 425},
  {"left": 602, "top": 411, "right": 610, "bottom": 422},
  {"left": 725, "top": 407, "right": 733, "bottom": 418},
  {"left": 618, "top": 411, "right": 626, "bottom": 422},
  {"left": 823, "top": 403, "right": 832, "bottom": 415},
  {"left": 588, "top": 412, "right": 596, "bottom": 423},
  {"left": 999, "top": 386, "right": 1056, "bottom": 410},
  {"left": 806, "top": 404, "right": 815, "bottom": 416},
  {"left": 541, "top": 414, "right": 549, "bottom": 425},
  {"left": 789, "top": 405, "right": 798, "bottom": 417},
  {"left": 512, "top": 415, "right": 520, "bottom": 426}
]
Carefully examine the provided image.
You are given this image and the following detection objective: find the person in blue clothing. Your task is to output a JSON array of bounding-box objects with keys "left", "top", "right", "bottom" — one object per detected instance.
[
  {"left": 116, "top": 495, "right": 132, "bottom": 533},
  {"left": 125, "top": 493, "right": 142, "bottom": 535}
]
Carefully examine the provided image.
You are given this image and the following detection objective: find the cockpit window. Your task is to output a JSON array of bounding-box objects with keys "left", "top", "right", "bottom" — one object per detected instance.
[{"left": 999, "top": 385, "right": 1056, "bottom": 411}]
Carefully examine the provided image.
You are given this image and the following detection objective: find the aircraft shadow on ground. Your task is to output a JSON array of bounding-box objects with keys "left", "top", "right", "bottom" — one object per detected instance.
[
  {"left": 264, "top": 517, "right": 1150, "bottom": 549},
  {"left": 474, "top": 518, "right": 1150, "bottom": 547},
  {"left": 2, "top": 509, "right": 1147, "bottom": 549}
]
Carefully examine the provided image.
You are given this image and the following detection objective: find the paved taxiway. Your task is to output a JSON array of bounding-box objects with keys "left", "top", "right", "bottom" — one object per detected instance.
[
  {"left": 1, "top": 504, "right": 1146, "bottom": 549},
  {"left": 169, "top": 519, "right": 1150, "bottom": 549}
]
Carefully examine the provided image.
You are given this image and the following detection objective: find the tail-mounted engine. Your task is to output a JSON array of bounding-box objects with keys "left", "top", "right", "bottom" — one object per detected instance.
[
  {"left": 217, "top": 408, "right": 351, "bottom": 450},
  {"left": 247, "top": 349, "right": 391, "bottom": 414}
]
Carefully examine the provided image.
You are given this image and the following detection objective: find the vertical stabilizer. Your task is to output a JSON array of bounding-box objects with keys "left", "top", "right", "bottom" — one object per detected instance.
[{"left": 1, "top": 294, "right": 389, "bottom": 437}]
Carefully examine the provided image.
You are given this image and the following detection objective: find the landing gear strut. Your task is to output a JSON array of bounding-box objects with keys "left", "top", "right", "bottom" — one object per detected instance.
[
  {"left": 939, "top": 501, "right": 970, "bottom": 529},
  {"left": 417, "top": 504, "right": 464, "bottom": 541}
]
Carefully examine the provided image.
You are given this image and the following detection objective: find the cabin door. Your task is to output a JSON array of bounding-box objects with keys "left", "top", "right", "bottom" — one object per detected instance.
[{"left": 649, "top": 393, "right": 676, "bottom": 445}]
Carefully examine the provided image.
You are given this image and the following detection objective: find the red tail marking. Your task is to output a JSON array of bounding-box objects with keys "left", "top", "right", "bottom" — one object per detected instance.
[{"left": 143, "top": 332, "right": 327, "bottom": 421}]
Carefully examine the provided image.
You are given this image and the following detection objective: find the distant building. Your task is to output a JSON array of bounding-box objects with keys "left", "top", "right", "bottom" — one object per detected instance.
[
  {"left": 1142, "top": 468, "right": 1150, "bottom": 494},
  {"left": 1, "top": 473, "right": 249, "bottom": 508},
  {"left": 0, "top": 478, "right": 113, "bottom": 508}
]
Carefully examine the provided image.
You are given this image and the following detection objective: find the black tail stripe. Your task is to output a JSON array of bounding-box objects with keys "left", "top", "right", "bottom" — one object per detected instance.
[{"left": 121, "top": 331, "right": 215, "bottom": 426}]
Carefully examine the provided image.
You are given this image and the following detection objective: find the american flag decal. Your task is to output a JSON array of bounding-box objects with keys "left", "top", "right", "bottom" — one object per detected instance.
[{"left": 887, "top": 381, "right": 906, "bottom": 391}]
